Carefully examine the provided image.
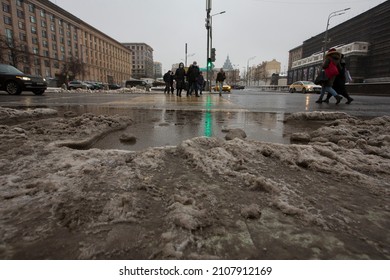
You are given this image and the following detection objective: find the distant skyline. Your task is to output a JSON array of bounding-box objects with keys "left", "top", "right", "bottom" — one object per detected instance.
[{"left": 53, "top": 0, "right": 387, "bottom": 74}]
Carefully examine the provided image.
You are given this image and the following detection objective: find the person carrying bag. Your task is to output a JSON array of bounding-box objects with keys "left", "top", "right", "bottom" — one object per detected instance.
[{"left": 315, "top": 48, "right": 344, "bottom": 104}]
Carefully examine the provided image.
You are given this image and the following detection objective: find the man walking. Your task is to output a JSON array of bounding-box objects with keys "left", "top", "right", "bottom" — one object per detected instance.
[
  {"left": 216, "top": 68, "right": 226, "bottom": 96},
  {"left": 187, "top": 61, "right": 200, "bottom": 97}
]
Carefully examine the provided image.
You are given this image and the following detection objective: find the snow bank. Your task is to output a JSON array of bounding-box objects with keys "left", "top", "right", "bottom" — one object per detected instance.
[{"left": 0, "top": 107, "right": 389, "bottom": 259}]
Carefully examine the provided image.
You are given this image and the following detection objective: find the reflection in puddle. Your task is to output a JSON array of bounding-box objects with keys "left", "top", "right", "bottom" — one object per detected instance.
[
  {"left": 53, "top": 105, "right": 323, "bottom": 151},
  {"left": 75, "top": 107, "right": 296, "bottom": 151}
]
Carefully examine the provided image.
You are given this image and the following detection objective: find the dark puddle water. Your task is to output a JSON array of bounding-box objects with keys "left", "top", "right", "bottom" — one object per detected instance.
[{"left": 53, "top": 106, "right": 324, "bottom": 151}]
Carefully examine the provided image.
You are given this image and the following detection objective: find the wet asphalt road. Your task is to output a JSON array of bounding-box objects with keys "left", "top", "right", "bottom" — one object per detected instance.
[{"left": 1, "top": 89, "right": 389, "bottom": 150}]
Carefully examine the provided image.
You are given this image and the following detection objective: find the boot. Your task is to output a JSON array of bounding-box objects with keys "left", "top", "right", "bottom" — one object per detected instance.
[
  {"left": 335, "top": 95, "right": 343, "bottom": 104},
  {"left": 315, "top": 99, "right": 323, "bottom": 104},
  {"left": 346, "top": 97, "right": 354, "bottom": 104},
  {"left": 323, "top": 98, "right": 329, "bottom": 104}
]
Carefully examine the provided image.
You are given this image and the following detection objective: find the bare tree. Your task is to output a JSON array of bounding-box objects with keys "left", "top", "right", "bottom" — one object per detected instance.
[
  {"left": 0, "top": 35, "right": 32, "bottom": 69},
  {"left": 59, "top": 57, "right": 87, "bottom": 84}
]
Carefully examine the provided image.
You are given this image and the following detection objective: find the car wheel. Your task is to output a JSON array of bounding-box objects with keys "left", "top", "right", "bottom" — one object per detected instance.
[
  {"left": 289, "top": 88, "right": 293, "bottom": 93},
  {"left": 33, "top": 89, "right": 45, "bottom": 95},
  {"left": 302, "top": 88, "right": 306, "bottom": 94},
  {"left": 6, "top": 81, "right": 22, "bottom": 95}
]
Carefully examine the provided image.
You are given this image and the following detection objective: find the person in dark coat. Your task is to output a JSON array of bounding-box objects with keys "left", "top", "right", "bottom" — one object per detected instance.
[
  {"left": 169, "top": 71, "right": 175, "bottom": 94},
  {"left": 323, "top": 54, "right": 354, "bottom": 104},
  {"left": 163, "top": 70, "right": 172, "bottom": 94},
  {"left": 216, "top": 68, "right": 226, "bottom": 96},
  {"left": 174, "top": 62, "right": 186, "bottom": 97},
  {"left": 197, "top": 72, "right": 205, "bottom": 95},
  {"left": 187, "top": 61, "right": 200, "bottom": 97}
]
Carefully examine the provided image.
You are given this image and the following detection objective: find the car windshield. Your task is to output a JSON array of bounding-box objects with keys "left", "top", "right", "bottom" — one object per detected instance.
[
  {"left": 0, "top": 64, "right": 24, "bottom": 75},
  {"left": 302, "top": 81, "right": 315, "bottom": 85}
]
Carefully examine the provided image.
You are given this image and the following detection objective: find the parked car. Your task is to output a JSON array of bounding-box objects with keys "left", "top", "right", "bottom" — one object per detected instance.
[
  {"left": 125, "top": 79, "right": 151, "bottom": 90},
  {"left": 108, "top": 83, "right": 121, "bottom": 90},
  {"left": 289, "top": 81, "right": 321, "bottom": 94},
  {"left": 0, "top": 63, "right": 47, "bottom": 95},
  {"left": 85, "top": 81, "right": 103, "bottom": 90},
  {"left": 232, "top": 85, "right": 245, "bottom": 90},
  {"left": 213, "top": 84, "right": 232, "bottom": 93},
  {"left": 67, "top": 80, "right": 93, "bottom": 90}
]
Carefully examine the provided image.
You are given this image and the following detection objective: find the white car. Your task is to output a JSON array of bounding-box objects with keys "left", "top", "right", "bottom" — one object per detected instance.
[{"left": 289, "top": 81, "right": 322, "bottom": 94}]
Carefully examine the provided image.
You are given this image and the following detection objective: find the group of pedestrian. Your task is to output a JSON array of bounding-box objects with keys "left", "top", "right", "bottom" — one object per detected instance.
[
  {"left": 315, "top": 48, "right": 354, "bottom": 104},
  {"left": 163, "top": 61, "right": 206, "bottom": 97}
]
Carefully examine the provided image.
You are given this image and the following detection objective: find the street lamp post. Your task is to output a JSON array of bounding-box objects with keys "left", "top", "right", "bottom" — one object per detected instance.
[
  {"left": 246, "top": 56, "right": 256, "bottom": 86},
  {"left": 323, "top": 8, "right": 350, "bottom": 55},
  {"left": 209, "top": 10, "right": 226, "bottom": 88},
  {"left": 210, "top": 11, "right": 226, "bottom": 56}
]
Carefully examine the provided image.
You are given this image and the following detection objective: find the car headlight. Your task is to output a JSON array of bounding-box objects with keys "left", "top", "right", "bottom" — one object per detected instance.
[{"left": 16, "top": 76, "right": 31, "bottom": 81}]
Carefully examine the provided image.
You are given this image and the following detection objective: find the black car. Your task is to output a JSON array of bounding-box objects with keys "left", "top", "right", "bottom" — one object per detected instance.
[{"left": 0, "top": 64, "right": 47, "bottom": 95}]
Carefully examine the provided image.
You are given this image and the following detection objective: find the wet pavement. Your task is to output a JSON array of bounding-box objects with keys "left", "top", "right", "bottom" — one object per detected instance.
[{"left": 1, "top": 90, "right": 388, "bottom": 151}]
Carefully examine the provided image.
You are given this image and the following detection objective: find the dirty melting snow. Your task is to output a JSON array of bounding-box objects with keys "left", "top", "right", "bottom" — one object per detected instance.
[{"left": 0, "top": 107, "right": 389, "bottom": 260}]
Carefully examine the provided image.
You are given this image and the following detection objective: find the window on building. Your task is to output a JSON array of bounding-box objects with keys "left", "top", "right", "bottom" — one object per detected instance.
[
  {"left": 49, "top": 14, "right": 55, "bottom": 22},
  {"left": 41, "top": 20, "right": 46, "bottom": 27},
  {"left": 52, "top": 43, "right": 57, "bottom": 51},
  {"left": 4, "top": 15, "right": 12, "bottom": 25},
  {"left": 16, "top": 0, "right": 23, "bottom": 7},
  {"left": 44, "top": 60, "right": 50, "bottom": 67},
  {"left": 17, "top": 9, "right": 24, "bottom": 18},
  {"left": 60, "top": 46, "right": 65, "bottom": 53},
  {"left": 32, "top": 37, "right": 38, "bottom": 44},
  {"left": 32, "top": 47, "right": 39, "bottom": 54},
  {"left": 40, "top": 9, "right": 46, "bottom": 17},
  {"left": 31, "top": 26, "right": 37, "bottom": 34},
  {"left": 42, "top": 30, "right": 47, "bottom": 38},
  {"left": 51, "top": 34, "right": 56, "bottom": 41},
  {"left": 50, "top": 24, "right": 55, "bottom": 31},
  {"left": 43, "top": 50, "right": 49, "bottom": 57},
  {"left": 30, "top": 15, "right": 36, "bottom": 23},
  {"left": 28, "top": 3, "right": 35, "bottom": 13},
  {"left": 42, "top": 40, "right": 48, "bottom": 47},
  {"left": 19, "top": 33, "right": 26, "bottom": 41},
  {"left": 2, "top": 3, "right": 11, "bottom": 13}
]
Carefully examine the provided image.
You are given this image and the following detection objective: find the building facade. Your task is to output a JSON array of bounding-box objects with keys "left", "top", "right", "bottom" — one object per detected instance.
[
  {"left": 122, "top": 43, "right": 154, "bottom": 79},
  {"left": 1, "top": 0, "right": 132, "bottom": 84},
  {"left": 288, "top": 1, "right": 390, "bottom": 84},
  {"left": 248, "top": 59, "right": 281, "bottom": 85},
  {"left": 153, "top": 61, "right": 162, "bottom": 79}
]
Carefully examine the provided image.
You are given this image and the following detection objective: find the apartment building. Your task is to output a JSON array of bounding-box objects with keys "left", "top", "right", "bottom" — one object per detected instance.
[
  {"left": 122, "top": 43, "right": 154, "bottom": 79},
  {"left": 1, "top": 0, "right": 132, "bottom": 84}
]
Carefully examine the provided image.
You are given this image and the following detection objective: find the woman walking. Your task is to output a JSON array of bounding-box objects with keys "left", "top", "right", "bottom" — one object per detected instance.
[{"left": 316, "top": 48, "right": 344, "bottom": 104}]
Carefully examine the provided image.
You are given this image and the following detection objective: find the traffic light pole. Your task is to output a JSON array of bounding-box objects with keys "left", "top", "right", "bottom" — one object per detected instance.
[{"left": 206, "top": 0, "right": 211, "bottom": 92}]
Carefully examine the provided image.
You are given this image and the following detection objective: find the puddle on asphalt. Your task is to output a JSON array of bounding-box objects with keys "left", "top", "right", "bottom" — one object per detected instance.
[{"left": 53, "top": 106, "right": 323, "bottom": 151}]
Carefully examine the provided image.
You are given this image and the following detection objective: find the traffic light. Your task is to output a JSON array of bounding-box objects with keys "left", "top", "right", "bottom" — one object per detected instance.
[
  {"left": 211, "top": 48, "right": 216, "bottom": 62},
  {"left": 207, "top": 58, "right": 212, "bottom": 69}
]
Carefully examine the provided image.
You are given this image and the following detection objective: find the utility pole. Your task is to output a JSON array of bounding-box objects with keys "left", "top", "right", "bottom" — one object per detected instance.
[{"left": 185, "top": 43, "right": 188, "bottom": 67}]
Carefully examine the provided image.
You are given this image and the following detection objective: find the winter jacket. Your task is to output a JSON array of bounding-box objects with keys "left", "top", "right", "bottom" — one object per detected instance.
[
  {"left": 187, "top": 65, "right": 200, "bottom": 82},
  {"left": 322, "top": 55, "right": 340, "bottom": 87},
  {"left": 216, "top": 72, "right": 226, "bottom": 82}
]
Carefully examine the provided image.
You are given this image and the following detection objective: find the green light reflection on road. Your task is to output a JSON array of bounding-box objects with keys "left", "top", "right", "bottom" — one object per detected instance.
[{"left": 204, "top": 95, "right": 213, "bottom": 137}]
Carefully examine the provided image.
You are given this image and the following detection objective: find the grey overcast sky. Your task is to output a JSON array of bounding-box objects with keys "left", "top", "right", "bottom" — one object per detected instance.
[{"left": 52, "top": 0, "right": 386, "bottom": 74}]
